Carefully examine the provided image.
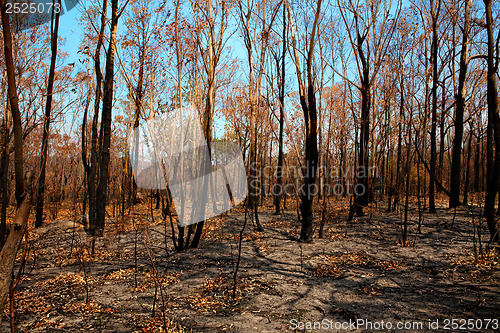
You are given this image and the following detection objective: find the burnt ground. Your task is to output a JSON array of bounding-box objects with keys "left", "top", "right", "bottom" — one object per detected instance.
[{"left": 2, "top": 197, "right": 499, "bottom": 332}]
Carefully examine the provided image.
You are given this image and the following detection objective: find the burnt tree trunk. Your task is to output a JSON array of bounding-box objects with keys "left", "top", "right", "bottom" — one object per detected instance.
[
  {"left": 429, "top": 0, "right": 441, "bottom": 213},
  {"left": 190, "top": 0, "right": 227, "bottom": 248},
  {"left": 86, "top": 0, "right": 107, "bottom": 236},
  {"left": 298, "top": 0, "right": 322, "bottom": 242},
  {"left": 393, "top": 77, "right": 404, "bottom": 212},
  {"left": 483, "top": 0, "right": 500, "bottom": 244},
  {"left": 299, "top": 85, "right": 319, "bottom": 242},
  {"left": 94, "top": 0, "right": 120, "bottom": 236},
  {"left": 474, "top": 132, "right": 481, "bottom": 192},
  {"left": 274, "top": 3, "right": 286, "bottom": 215},
  {"left": 130, "top": 48, "right": 145, "bottom": 207},
  {"left": 35, "top": 1, "right": 61, "bottom": 227},
  {"left": 354, "top": 20, "right": 370, "bottom": 216},
  {"left": 463, "top": 131, "right": 472, "bottom": 205},
  {"left": 285, "top": 0, "right": 321, "bottom": 242},
  {"left": 449, "top": 0, "right": 470, "bottom": 208}
]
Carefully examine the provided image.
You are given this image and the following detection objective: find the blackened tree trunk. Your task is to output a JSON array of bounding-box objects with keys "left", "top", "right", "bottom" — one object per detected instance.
[
  {"left": 299, "top": 85, "right": 319, "bottom": 242},
  {"left": 190, "top": 64, "right": 213, "bottom": 247},
  {"left": 85, "top": 0, "right": 107, "bottom": 236},
  {"left": 429, "top": 0, "right": 441, "bottom": 213},
  {"left": 496, "top": 185, "right": 500, "bottom": 215},
  {"left": 403, "top": 99, "right": 412, "bottom": 246},
  {"left": 190, "top": 0, "right": 229, "bottom": 248},
  {"left": 339, "top": 1, "right": 400, "bottom": 219},
  {"left": 392, "top": 77, "right": 403, "bottom": 212},
  {"left": 483, "top": 0, "right": 500, "bottom": 244},
  {"left": 190, "top": 0, "right": 216, "bottom": 248},
  {"left": 130, "top": 48, "right": 145, "bottom": 207},
  {"left": 274, "top": 2, "right": 286, "bottom": 215},
  {"left": 94, "top": 0, "right": 120, "bottom": 236},
  {"left": 172, "top": 0, "right": 186, "bottom": 250},
  {"left": 285, "top": 0, "right": 322, "bottom": 242},
  {"left": 356, "top": 32, "right": 370, "bottom": 215},
  {"left": 474, "top": 132, "right": 481, "bottom": 192},
  {"left": 438, "top": 82, "right": 446, "bottom": 180},
  {"left": 463, "top": 131, "right": 472, "bottom": 205},
  {"left": 449, "top": 0, "right": 470, "bottom": 208},
  {"left": 486, "top": 112, "right": 493, "bottom": 189},
  {"left": 35, "top": 1, "right": 61, "bottom": 227}
]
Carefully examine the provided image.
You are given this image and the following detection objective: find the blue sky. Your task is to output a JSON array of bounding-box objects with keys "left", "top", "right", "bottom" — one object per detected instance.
[
  {"left": 55, "top": 0, "right": 249, "bottom": 138},
  {"left": 52, "top": 0, "right": 405, "bottom": 140}
]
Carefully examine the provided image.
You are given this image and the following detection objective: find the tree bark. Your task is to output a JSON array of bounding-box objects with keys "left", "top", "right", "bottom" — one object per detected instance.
[
  {"left": 274, "top": 2, "right": 286, "bottom": 215},
  {"left": 173, "top": 0, "right": 185, "bottom": 250},
  {"left": 0, "top": 0, "right": 30, "bottom": 325},
  {"left": 238, "top": 0, "right": 277, "bottom": 233},
  {"left": 1, "top": 1, "right": 24, "bottom": 207},
  {"left": 286, "top": 0, "right": 322, "bottom": 242},
  {"left": 94, "top": 0, "right": 120, "bottom": 236},
  {"left": 429, "top": 0, "right": 441, "bottom": 213},
  {"left": 483, "top": 0, "right": 500, "bottom": 244},
  {"left": 393, "top": 77, "right": 404, "bottom": 212},
  {"left": 463, "top": 131, "right": 472, "bottom": 205},
  {"left": 356, "top": 28, "right": 370, "bottom": 215},
  {"left": 0, "top": 103, "right": 10, "bottom": 249},
  {"left": 473, "top": 132, "right": 480, "bottom": 192},
  {"left": 191, "top": 0, "right": 224, "bottom": 248},
  {"left": 35, "top": 1, "right": 61, "bottom": 227},
  {"left": 449, "top": 0, "right": 470, "bottom": 208},
  {"left": 299, "top": 85, "right": 319, "bottom": 242},
  {"left": 86, "top": 0, "right": 108, "bottom": 236},
  {"left": 0, "top": 198, "right": 30, "bottom": 328}
]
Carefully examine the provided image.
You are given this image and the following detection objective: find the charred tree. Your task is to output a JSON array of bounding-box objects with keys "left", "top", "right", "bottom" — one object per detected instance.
[
  {"left": 84, "top": 0, "right": 108, "bottom": 236},
  {"left": 274, "top": 2, "right": 286, "bottom": 216},
  {"left": 483, "top": 0, "right": 500, "bottom": 245},
  {"left": 449, "top": 0, "right": 471, "bottom": 208},
  {"left": 94, "top": 0, "right": 121, "bottom": 236},
  {"left": 429, "top": 0, "right": 441, "bottom": 213},
  {"left": 286, "top": 0, "right": 322, "bottom": 242},
  {"left": 35, "top": 1, "right": 61, "bottom": 227}
]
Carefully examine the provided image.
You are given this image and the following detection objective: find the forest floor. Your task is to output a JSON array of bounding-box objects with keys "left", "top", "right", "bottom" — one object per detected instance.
[{"left": 3, "top": 196, "right": 500, "bottom": 332}]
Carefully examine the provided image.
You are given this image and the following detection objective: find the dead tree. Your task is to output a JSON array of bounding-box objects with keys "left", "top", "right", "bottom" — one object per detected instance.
[
  {"left": 274, "top": 2, "right": 286, "bottom": 215},
  {"left": 238, "top": 0, "right": 279, "bottom": 231},
  {"left": 83, "top": 0, "right": 124, "bottom": 237},
  {"left": 338, "top": 0, "right": 400, "bottom": 219},
  {"left": 285, "top": 0, "right": 322, "bottom": 242},
  {"left": 94, "top": 0, "right": 121, "bottom": 236},
  {"left": 483, "top": 0, "right": 500, "bottom": 245},
  {"left": 428, "top": 0, "right": 441, "bottom": 213},
  {"left": 35, "top": 0, "right": 61, "bottom": 227},
  {"left": 188, "top": 0, "right": 229, "bottom": 248},
  {"left": 448, "top": 0, "right": 471, "bottom": 208},
  {"left": 83, "top": 0, "right": 107, "bottom": 236}
]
